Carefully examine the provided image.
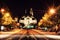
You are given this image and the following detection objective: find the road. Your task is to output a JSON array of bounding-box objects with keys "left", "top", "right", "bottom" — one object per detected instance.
[
  {"left": 0, "top": 29, "right": 56, "bottom": 35},
  {"left": 0, "top": 29, "right": 60, "bottom": 40}
]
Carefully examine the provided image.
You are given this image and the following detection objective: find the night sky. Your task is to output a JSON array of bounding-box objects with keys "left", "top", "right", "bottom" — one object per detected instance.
[{"left": 0, "top": 0, "right": 60, "bottom": 21}]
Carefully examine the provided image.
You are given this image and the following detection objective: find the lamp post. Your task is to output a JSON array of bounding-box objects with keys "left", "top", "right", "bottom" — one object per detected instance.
[
  {"left": 49, "top": 8, "right": 56, "bottom": 14},
  {"left": 48, "top": 7, "right": 56, "bottom": 15},
  {"left": 1, "top": 8, "right": 5, "bottom": 12}
]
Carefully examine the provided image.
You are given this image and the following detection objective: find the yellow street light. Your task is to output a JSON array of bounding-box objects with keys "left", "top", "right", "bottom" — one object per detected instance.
[
  {"left": 0, "top": 8, "right": 6, "bottom": 15},
  {"left": 1, "top": 8, "right": 5, "bottom": 12},
  {"left": 49, "top": 8, "right": 56, "bottom": 14},
  {"left": 50, "top": 9, "right": 55, "bottom": 13}
]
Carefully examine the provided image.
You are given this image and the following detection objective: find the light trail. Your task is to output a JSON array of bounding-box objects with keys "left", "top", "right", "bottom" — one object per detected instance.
[
  {"left": 0, "top": 29, "right": 60, "bottom": 40},
  {"left": 28, "top": 30, "right": 37, "bottom": 40},
  {"left": 15, "top": 29, "right": 27, "bottom": 40},
  {"left": 31, "top": 29, "right": 56, "bottom": 35},
  {"left": 32, "top": 35, "right": 60, "bottom": 39},
  {"left": 28, "top": 29, "right": 60, "bottom": 39},
  {"left": 0, "top": 29, "right": 23, "bottom": 38}
]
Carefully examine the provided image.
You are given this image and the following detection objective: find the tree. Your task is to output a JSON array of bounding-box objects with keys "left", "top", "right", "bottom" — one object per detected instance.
[
  {"left": 1, "top": 12, "right": 13, "bottom": 25},
  {"left": 38, "top": 6, "right": 60, "bottom": 32}
]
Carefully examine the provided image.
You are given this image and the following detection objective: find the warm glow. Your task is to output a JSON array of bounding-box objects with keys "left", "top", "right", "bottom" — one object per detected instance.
[
  {"left": 43, "top": 17, "right": 47, "bottom": 20},
  {"left": 5, "top": 13, "right": 10, "bottom": 17},
  {"left": 2, "top": 13, "right": 13, "bottom": 25},
  {"left": 49, "top": 8, "right": 56, "bottom": 14},
  {"left": 38, "top": 8, "right": 56, "bottom": 26},
  {"left": 1, "top": 8, "right": 5, "bottom": 12},
  {"left": 16, "top": 23, "right": 20, "bottom": 26}
]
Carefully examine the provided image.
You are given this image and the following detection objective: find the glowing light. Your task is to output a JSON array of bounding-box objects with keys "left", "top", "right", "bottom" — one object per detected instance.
[
  {"left": 1, "top": 26, "right": 4, "bottom": 30},
  {"left": 38, "top": 7, "right": 56, "bottom": 26},
  {"left": 2, "top": 13, "right": 13, "bottom": 25},
  {"left": 40, "top": 20, "right": 43, "bottom": 22},
  {"left": 49, "top": 8, "right": 56, "bottom": 14},
  {"left": 43, "top": 17, "right": 47, "bottom": 20},
  {"left": 1, "top": 8, "right": 5, "bottom": 12},
  {"left": 16, "top": 23, "right": 20, "bottom": 26},
  {"left": 5, "top": 13, "right": 10, "bottom": 17}
]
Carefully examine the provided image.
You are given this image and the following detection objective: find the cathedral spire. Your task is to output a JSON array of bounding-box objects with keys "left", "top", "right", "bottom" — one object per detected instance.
[{"left": 30, "top": 8, "right": 33, "bottom": 16}]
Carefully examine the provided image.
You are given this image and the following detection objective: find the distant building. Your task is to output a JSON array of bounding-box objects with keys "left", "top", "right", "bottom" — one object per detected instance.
[{"left": 19, "top": 8, "right": 37, "bottom": 28}]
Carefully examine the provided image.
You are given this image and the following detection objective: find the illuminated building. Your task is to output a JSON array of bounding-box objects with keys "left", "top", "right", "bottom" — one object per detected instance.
[{"left": 19, "top": 8, "right": 37, "bottom": 28}]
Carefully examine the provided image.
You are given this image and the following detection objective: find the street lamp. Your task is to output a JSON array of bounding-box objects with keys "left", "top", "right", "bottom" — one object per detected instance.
[
  {"left": 49, "top": 8, "right": 56, "bottom": 14},
  {"left": 0, "top": 8, "right": 6, "bottom": 15},
  {"left": 50, "top": 8, "right": 55, "bottom": 13},
  {"left": 1, "top": 8, "right": 5, "bottom": 12}
]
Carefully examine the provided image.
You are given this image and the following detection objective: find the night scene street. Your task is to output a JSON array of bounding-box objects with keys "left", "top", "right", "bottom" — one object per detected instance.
[{"left": 0, "top": 0, "right": 60, "bottom": 40}]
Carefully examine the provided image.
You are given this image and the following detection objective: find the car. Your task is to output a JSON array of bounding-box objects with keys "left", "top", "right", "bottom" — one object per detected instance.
[{"left": 0, "top": 24, "right": 14, "bottom": 31}]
